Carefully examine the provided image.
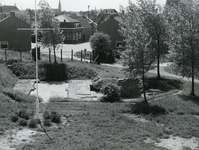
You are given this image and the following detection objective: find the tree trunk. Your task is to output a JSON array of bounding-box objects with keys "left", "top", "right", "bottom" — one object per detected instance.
[
  {"left": 190, "top": 46, "right": 195, "bottom": 96},
  {"left": 157, "top": 54, "right": 161, "bottom": 79},
  {"left": 53, "top": 46, "right": 57, "bottom": 63},
  {"left": 142, "top": 71, "right": 147, "bottom": 103}
]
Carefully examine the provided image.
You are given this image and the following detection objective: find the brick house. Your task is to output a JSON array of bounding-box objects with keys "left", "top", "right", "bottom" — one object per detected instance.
[
  {"left": 97, "top": 15, "right": 124, "bottom": 50},
  {"left": 55, "top": 14, "right": 93, "bottom": 44},
  {"left": 0, "top": 12, "right": 31, "bottom": 51}
]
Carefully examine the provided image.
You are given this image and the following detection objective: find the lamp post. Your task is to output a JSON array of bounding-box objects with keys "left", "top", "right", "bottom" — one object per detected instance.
[{"left": 35, "top": 0, "right": 39, "bottom": 119}]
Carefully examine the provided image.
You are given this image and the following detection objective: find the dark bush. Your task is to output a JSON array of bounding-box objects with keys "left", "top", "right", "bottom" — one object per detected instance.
[
  {"left": 11, "top": 115, "right": 18, "bottom": 122},
  {"left": 43, "top": 111, "right": 51, "bottom": 120},
  {"left": 51, "top": 112, "right": 61, "bottom": 123},
  {"left": 91, "top": 78, "right": 117, "bottom": 92},
  {"left": 43, "top": 119, "right": 51, "bottom": 126},
  {"left": 43, "top": 63, "right": 67, "bottom": 81},
  {"left": 19, "top": 119, "right": 27, "bottom": 126},
  {"left": 28, "top": 118, "right": 38, "bottom": 128},
  {"left": 6, "top": 59, "right": 20, "bottom": 65},
  {"left": 67, "top": 65, "right": 97, "bottom": 80},
  {"left": 130, "top": 101, "right": 166, "bottom": 115},
  {"left": 100, "top": 84, "right": 121, "bottom": 103},
  {"left": 18, "top": 110, "right": 30, "bottom": 120}
]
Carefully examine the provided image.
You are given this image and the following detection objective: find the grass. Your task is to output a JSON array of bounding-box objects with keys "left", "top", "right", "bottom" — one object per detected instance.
[{"left": 14, "top": 93, "right": 199, "bottom": 150}]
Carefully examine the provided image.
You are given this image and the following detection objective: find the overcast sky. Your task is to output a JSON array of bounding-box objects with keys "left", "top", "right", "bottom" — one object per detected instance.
[{"left": 0, "top": 0, "right": 166, "bottom": 11}]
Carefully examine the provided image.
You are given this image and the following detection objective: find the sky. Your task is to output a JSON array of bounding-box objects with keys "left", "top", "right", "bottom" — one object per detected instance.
[{"left": 0, "top": 0, "right": 166, "bottom": 11}]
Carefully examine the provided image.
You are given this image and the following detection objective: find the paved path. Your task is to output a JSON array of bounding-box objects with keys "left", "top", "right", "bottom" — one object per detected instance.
[{"left": 148, "top": 63, "right": 199, "bottom": 83}]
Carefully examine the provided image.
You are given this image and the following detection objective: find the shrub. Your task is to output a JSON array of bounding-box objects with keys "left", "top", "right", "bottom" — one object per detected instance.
[
  {"left": 18, "top": 110, "right": 29, "bottom": 120},
  {"left": 43, "top": 119, "right": 51, "bottom": 126},
  {"left": 28, "top": 118, "right": 38, "bottom": 128},
  {"left": 43, "top": 63, "right": 67, "bottom": 81},
  {"left": 11, "top": 115, "right": 18, "bottom": 122},
  {"left": 91, "top": 78, "right": 117, "bottom": 92},
  {"left": 43, "top": 111, "right": 51, "bottom": 120},
  {"left": 130, "top": 101, "right": 166, "bottom": 115},
  {"left": 19, "top": 119, "right": 27, "bottom": 126},
  {"left": 100, "top": 84, "right": 121, "bottom": 103},
  {"left": 51, "top": 112, "right": 61, "bottom": 123}
]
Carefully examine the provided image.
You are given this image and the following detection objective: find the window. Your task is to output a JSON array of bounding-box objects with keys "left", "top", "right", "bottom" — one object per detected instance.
[
  {"left": 67, "top": 33, "right": 71, "bottom": 40},
  {"left": 115, "top": 41, "right": 123, "bottom": 48},
  {"left": 79, "top": 32, "right": 81, "bottom": 39},
  {"left": 73, "top": 33, "right": 76, "bottom": 40}
]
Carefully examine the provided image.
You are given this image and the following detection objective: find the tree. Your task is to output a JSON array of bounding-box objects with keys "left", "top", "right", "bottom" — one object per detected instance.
[
  {"left": 139, "top": 0, "right": 169, "bottom": 79},
  {"left": 119, "top": 0, "right": 156, "bottom": 103},
  {"left": 165, "top": 0, "right": 199, "bottom": 96},
  {"left": 89, "top": 32, "right": 111, "bottom": 64},
  {"left": 38, "top": 0, "right": 65, "bottom": 63}
]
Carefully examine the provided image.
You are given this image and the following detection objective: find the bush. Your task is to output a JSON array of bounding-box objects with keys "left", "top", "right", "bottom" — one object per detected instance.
[
  {"left": 19, "top": 119, "right": 27, "bottom": 126},
  {"left": 100, "top": 84, "right": 121, "bottom": 103},
  {"left": 18, "top": 110, "right": 30, "bottom": 120},
  {"left": 11, "top": 115, "right": 18, "bottom": 122},
  {"left": 28, "top": 118, "right": 38, "bottom": 128},
  {"left": 43, "top": 111, "right": 51, "bottom": 120},
  {"left": 51, "top": 112, "right": 61, "bottom": 123},
  {"left": 9, "top": 62, "right": 36, "bottom": 79},
  {"left": 130, "top": 101, "right": 166, "bottom": 115},
  {"left": 91, "top": 78, "right": 118, "bottom": 92},
  {"left": 67, "top": 65, "right": 97, "bottom": 80},
  {"left": 43, "top": 63, "right": 67, "bottom": 81},
  {"left": 43, "top": 119, "right": 51, "bottom": 126}
]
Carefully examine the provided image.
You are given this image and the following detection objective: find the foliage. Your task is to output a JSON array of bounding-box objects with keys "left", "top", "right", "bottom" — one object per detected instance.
[
  {"left": 28, "top": 118, "right": 38, "bottom": 128},
  {"left": 11, "top": 115, "right": 19, "bottom": 123},
  {"left": 100, "top": 84, "right": 121, "bottom": 103},
  {"left": 42, "top": 63, "right": 67, "bottom": 81},
  {"left": 17, "top": 110, "right": 30, "bottom": 120},
  {"left": 138, "top": 0, "right": 169, "bottom": 78},
  {"left": 38, "top": 0, "right": 65, "bottom": 63},
  {"left": 51, "top": 112, "right": 61, "bottom": 123},
  {"left": 91, "top": 78, "right": 118, "bottom": 92},
  {"left": 89, "top": 32, "right": 111, "bottom": 64},
  {"left": 165, "top": 1, "right": 199, "bottom": 96},
  {"left": 18, "top": 119, "right": 28, "bottom": 126},
  {"left": 119, "top": 0, "right": 157, "bottom": 102},
  {"left": 129, "top": 101, "right": 167, "bottom": 115}
]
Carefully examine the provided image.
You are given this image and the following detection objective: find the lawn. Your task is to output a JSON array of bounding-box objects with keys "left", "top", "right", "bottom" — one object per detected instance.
[{"left": 15, "top": 93, "right": 199, "bottom": 150}]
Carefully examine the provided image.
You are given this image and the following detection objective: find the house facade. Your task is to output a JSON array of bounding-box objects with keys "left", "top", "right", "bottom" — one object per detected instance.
[
  {"left": 97, "top": 15, "right": 124, "bottom": 50},
  {"left": 0, "top": 12, "right": 31, "bottom": 51},
  {"left": 56, "top": 14, "right": 93, "bottom": 44}
]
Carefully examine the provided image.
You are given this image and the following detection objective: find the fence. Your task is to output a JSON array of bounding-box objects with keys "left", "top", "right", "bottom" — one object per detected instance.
[
  {"left": 0, "top": 49, "right": 32, "bottom": 63},
  {"left": 0, "top": 48, "right": 115, "bottom": 64}
]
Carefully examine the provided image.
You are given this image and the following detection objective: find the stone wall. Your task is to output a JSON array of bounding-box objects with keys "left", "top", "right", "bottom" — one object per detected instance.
[{"left": 118, "top": 79, "right": 141, "bottom": 98}]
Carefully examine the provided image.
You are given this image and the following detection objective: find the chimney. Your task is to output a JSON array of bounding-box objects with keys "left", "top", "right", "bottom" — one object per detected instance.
[{"left": 10, "top": 11, "right": 15, "bottom": 16}]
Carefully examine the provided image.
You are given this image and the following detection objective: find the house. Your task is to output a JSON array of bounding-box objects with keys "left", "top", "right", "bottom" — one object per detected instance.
[
  {"left": 0, "top": 12, "right": 31, "bottom": 51},
  {"left": 0, "top": 4, "right": 20, "bottom": 20},
  {"left": 55, "top": 14, "right": 93, "bottom": 44},
  {"left": 94, "top": 9, "right": 118, "bottom": 25},
  {"left": 76, "top": 18, "right": 93, "bottom": 42},
  {"left": 97, "top": 15, "right": 124, "bottom": 50},
  {"left": 55, "top": 14, "right": 83, "bottom": 44}
]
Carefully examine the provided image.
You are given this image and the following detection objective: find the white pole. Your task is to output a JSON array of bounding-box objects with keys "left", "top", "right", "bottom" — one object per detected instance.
[{"left": 35, "top": 0, "right": 39, "bottom": 119}]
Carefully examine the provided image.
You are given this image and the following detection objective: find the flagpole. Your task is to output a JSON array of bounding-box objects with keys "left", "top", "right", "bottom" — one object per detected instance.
[{"left": 35, "top": 0, "right": 39, "bottom": 119}]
